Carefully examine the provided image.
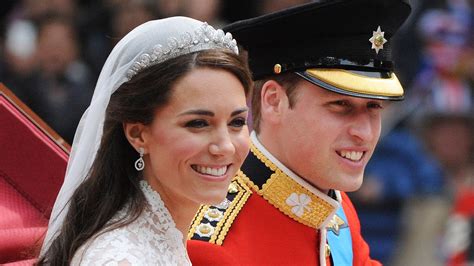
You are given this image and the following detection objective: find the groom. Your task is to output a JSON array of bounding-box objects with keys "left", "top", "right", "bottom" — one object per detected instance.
[{"left": 188, "top": 0, "right": 411, "bottom": 265}]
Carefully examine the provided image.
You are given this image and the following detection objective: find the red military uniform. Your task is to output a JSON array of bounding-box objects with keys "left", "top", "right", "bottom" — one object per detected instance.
[{"left": 188, "top": 135, "right": 380, "bottom": 266}]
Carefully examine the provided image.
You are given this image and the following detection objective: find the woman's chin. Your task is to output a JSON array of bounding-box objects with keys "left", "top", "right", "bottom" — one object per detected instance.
[{"left": 199, "top": 192, "right": 229, "bottom": 206}]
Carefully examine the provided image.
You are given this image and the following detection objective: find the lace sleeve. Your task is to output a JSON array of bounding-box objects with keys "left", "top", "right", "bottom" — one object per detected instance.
[
  {"left": 71, "top": 229, "right": 153, "bottom": 266},
  {"left": 71, "top": 225, "right": 189, "bottom": 266},
  {"left": 71, "top": 182, "right": 191, "bottom": 266}
]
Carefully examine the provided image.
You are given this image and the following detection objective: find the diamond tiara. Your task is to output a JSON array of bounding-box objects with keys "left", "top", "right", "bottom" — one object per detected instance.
[{"left": 126, "top": 22, "right": 239, "bottom": 80}]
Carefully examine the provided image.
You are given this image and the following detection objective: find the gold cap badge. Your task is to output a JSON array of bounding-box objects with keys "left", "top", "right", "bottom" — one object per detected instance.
[{"left": 369, "top": 26, "right": 387, "bottom": 54}]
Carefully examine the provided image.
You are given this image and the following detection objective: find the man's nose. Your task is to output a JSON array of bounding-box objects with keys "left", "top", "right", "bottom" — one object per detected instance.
[{"left": 348, "top": 114, "right": 378, "bottom": 143}]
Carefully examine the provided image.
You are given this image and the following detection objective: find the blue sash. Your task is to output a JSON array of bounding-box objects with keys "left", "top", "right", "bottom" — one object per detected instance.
[{"left": 326, "top": 206, "right": 353, "bottom": 265}]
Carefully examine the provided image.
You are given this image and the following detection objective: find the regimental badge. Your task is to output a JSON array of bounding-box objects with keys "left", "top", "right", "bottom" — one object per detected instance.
[
  {"left": 369, "top": 26, "right": 387, "bottom": 54},
  {"left": 326, "top": 214, "right": 347, "bottom": 236},
  {"left": 286, "top": 192, "right": 312, "bottom": 218}
]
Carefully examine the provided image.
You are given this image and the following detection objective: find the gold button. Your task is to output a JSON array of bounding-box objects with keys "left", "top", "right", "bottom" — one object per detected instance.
[
  {"left": 199, "top": 224, "right": 212, "bottom": 235},
  {"left": 228, "top": 183, "right": 239, "bottom": 193},
  {"left": 273, "top": 63, "right": 282, "bottom": 74},
  {"left": 325, "top": 243, "right": 331, "bottom": 257},
  {"left": 207, "top": 209, "right": 221, "bottom": 219},
  {"left": 374, "top": 35, "right": 385, "bottom": 46}
]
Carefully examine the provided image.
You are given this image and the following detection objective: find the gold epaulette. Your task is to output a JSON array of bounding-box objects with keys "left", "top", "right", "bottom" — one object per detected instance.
[{"left": 187, "top": 171, "right": 252, "bottom": 245}]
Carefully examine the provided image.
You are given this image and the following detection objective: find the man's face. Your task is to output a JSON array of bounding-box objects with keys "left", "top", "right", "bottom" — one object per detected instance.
[{"left": 265, "top": 79, "right": 384, "bottom": 193}]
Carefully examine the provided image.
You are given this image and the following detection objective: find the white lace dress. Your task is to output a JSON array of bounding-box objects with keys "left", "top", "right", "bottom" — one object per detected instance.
[{"left": 71, "top": 180, "right": 192, "bottom": 265}]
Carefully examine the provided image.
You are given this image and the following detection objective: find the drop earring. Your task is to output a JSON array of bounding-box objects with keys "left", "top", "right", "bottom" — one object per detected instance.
[{"left": 134, "top": 147, "right": 145, "bottom": 171}]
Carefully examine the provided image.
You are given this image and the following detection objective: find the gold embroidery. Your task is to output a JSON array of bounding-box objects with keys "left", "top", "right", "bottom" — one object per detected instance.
[
  {"left": 241, "top": 143, "right": 336, "bottom": 229},
  {"left": 188, "top": 204, "right": 210, "bottom": 239},
  {"left": 250, "top": 142, "right": 278, "bottom": 172},
  {"left": 188, "top": 175, "right": 252, "bottom": 245},
  {"left": 215, "top": 173, "right": 251, "bottom": 245},
  {"left": 189, "top": 141, "right": 337, "bottom": 243}
]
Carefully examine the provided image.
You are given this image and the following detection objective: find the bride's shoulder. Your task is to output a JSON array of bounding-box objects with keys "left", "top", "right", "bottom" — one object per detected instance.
[
  {"left": 70, "top": 216, "right": 189, "bottom": 265},
  {"left": 70, "top": 225, "right": 151, "bottom": 265}
]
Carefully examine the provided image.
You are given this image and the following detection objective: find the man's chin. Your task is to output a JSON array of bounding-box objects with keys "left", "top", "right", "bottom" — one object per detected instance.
[{"left": 338, "top": 174, "right": 364, "bottom": 192}]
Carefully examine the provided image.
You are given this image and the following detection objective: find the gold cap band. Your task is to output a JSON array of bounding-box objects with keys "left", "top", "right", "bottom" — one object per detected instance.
[{"left": 305, "top": 68, "right": 404, "bottom": 98}]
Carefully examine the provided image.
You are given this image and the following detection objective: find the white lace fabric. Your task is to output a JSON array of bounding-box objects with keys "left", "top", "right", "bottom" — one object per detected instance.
[{"left": 71, "top": 181, "right": 191, "bottom": 266}]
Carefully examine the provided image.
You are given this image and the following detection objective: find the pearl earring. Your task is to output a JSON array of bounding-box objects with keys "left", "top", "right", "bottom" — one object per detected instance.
[{"left": 134, "top": 147, "right": 145, "bottom": 171}]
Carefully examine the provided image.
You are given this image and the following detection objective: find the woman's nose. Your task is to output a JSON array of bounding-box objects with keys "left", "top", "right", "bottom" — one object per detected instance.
[{"left": 209, "top": 130, "right": 236, "bottom": 156}]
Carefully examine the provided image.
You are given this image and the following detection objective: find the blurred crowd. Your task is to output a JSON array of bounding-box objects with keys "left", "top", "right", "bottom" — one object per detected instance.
[
  {"left": 0, "top": 0, "right": 473, "bottom": 265},
  {"left": 0, "top": 0, "right": 307, "bottom": 143}
]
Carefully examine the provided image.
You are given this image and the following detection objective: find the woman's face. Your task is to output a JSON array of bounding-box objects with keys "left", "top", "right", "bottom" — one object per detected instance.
[{"left": 142, "top": 67, "right": 249, "bottom": 208}]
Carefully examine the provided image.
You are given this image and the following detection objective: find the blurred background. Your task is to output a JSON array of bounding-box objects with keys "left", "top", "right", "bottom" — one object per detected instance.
[{"left": 0, "top": 0, "right": 472, "bottom": 265}]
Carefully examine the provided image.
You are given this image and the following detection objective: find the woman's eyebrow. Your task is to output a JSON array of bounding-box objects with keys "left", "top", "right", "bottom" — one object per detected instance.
[
  {"left": 179, "top": 109, "right": 214, "bottom": 117},
  {"left": 231, "top": 107, "right": 249, "bottom": 116}
]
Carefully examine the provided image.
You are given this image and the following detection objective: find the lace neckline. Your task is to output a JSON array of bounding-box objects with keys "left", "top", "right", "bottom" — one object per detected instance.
[
  {"left": 71, "top": 179, "right": 192, "bottom": 265},
  {"left": 139, "top": 180, "right": 182, "bottom": 235}
]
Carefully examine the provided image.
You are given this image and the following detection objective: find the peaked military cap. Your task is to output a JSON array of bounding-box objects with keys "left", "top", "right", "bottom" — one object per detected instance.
[{"left": 223, "top": 0, "right": 411, "bottom": 100}]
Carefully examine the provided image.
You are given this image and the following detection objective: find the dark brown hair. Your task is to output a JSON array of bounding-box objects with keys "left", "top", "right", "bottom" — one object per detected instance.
[
  {"left": 38, "top": 49, "right": 251, "bottom": 265},
  {"left": 251, "top": 72, "right": 301, "bottom": 133}
]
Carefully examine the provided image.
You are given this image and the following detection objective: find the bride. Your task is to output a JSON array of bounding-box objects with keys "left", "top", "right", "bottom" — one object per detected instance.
[{"left": 38, "top": 16, "right": 252, "bottom": 265}]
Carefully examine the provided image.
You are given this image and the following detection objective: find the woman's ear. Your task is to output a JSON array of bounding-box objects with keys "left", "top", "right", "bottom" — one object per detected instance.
[
  {"left": 123, "top": 122, "right": 148, "bottom": 152},
  {"left": 260, "top": 80, "right": 289, "bottom": 124}
]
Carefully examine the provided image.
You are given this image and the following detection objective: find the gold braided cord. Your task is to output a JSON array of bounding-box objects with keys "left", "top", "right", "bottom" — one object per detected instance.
[
  {"left": 215, "top": 174, "right": 252, "bottom": 245},
  {"left": 188, "top": 204, "right": 210, "bottom": 240},
  {"left": 188, "top": 175, "right": 252, "bottom": 245}
]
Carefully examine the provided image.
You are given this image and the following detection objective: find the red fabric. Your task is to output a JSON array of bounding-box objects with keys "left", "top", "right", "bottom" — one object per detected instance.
[
  {"left": 0, "top": 178, "right": 47, "bottom": 262},
  {"left": 340, "top": 192, "right": 381, "bottom": 266},
  {"left": 452, "top": 189, "right": 474, "bottom": 216},
  {"left": 3, "top": 259, "right": 37, "bottom": 266},
  {"left": 0, "top": 91, "right": 68, "bottom": 264},
  {"left": 447, "top": 189, "right": 474, "bottom": 266},
  {"left": 0, "top": 97, "right": 67, "bottom": 216},
  {"left": 188, "top": 191, "right": 380, "bottom": 265}
]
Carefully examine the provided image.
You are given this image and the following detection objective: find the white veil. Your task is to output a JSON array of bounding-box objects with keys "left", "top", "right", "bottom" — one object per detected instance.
[{"left": 41, "top": 16, "right": 238, "bottom": 254}]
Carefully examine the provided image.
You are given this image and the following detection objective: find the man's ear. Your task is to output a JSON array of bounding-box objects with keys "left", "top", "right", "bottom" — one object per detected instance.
[
  {"left": 260, "top": 80, "right": 289, "bottom": 124},
  {"left": 123, "top": 122, "right": 149, "bottom": 153}
]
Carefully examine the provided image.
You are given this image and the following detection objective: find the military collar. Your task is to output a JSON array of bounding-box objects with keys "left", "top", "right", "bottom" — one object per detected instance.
[{"left": 239, "top": 132, "right": 340, "bottom": 229}]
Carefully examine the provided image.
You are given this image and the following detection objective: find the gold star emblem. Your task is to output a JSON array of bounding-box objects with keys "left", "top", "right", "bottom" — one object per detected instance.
[
  {"left": 326, "top": 214, "right": 347, "bottom": 236},
  {"left": 369, "top": 26, "right": 387, "bottom": 54}
]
